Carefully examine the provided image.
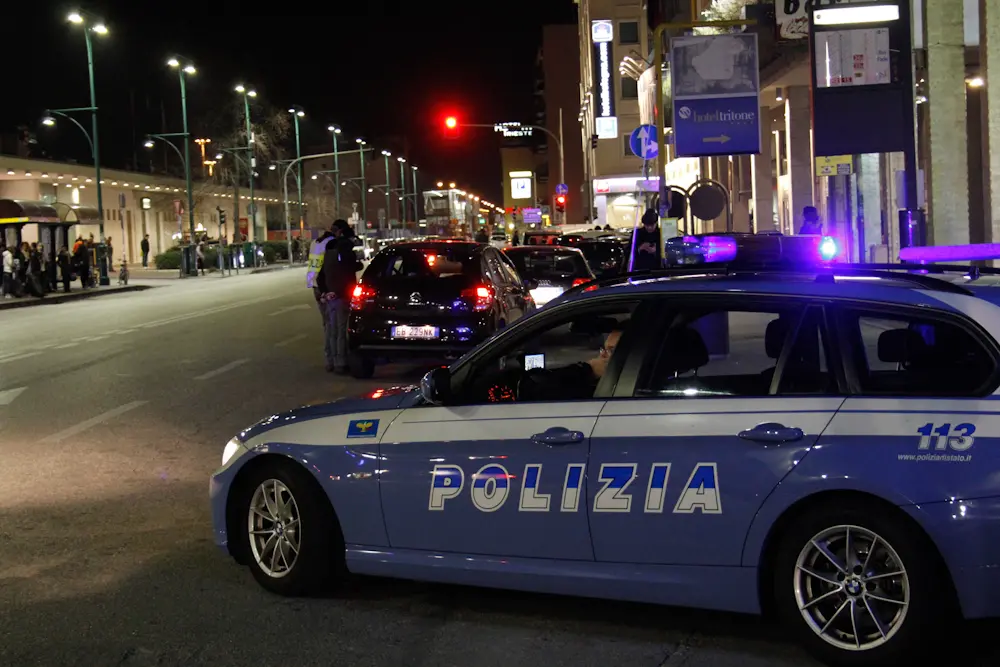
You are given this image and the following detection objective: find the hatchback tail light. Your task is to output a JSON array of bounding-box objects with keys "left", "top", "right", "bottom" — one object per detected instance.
[
  {"left": 351, "top": 284, "right": 377, "bottom": 310},
  {"left": 461, "top": 285, "right": 494, "bottom": 311},
  {"left": 572, "top": 278, "right": 591, "bottom": 287}
]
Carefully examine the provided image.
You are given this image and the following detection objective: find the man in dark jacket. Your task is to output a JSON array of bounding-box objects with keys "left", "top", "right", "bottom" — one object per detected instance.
[{"left": 318, "top": 219, "right": 361, "bottom": 373}]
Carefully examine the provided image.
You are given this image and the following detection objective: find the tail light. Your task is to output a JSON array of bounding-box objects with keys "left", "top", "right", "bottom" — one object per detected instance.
[
  {"left": 351, "top": 284, "right": 376, "bottom": 310},
  {"left": 461, "top": 285, "right": 494, "bottom": 311},
  {"left": 572, "top": 278, "right": 590, "bottom": 287}
]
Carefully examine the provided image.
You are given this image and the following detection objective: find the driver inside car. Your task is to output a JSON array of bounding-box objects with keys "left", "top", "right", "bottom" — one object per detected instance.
[{"left": 515, "top": 327, "right": 624, "bottom": 402}]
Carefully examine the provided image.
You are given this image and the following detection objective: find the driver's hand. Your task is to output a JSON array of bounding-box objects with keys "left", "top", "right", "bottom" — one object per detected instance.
[{"left": 588, "top": 355, "right": 609, "bottom": 379}]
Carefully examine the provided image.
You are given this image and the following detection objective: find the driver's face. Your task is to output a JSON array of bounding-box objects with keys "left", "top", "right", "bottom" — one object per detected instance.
[{"left": 600, "top": 330, "right": 622, "bottom": 358}]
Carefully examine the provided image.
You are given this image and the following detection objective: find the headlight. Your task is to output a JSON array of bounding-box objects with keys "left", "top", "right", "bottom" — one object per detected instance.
[{"left": 222, "top": 438, "right": 243, "bottom": 466}]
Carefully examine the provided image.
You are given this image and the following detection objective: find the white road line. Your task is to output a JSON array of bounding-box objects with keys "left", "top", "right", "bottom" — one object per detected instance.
[
  {"left": 194, "top": 358, "right": 250, "bottom": 381},
  {"left": 269, "top": 304, "right": 309, "bottom": 317},
  {"left": 40, "top": 401, "right": 148, "bottom": 444},
  {"left": 275, "top": 333, "right": 307, "bottom": 348},
  {"left": 54, "top": 343, "right": 79, "bottom": 349},
  {"left": 0, "top": 352, "right": 40, "bottom": 365},
  {"left": 88, "top": 336, "right": 108, "bottom": 341}
]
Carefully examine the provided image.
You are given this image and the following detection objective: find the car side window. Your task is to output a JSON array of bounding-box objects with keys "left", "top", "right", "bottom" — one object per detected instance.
[
  {"left": 498, "top": 252, "right": 522, "bottom": 287},
  {"left": 458, "top": 303, "right": 638, "bottom": 404},
  {"left": 635, "top": 305, "right": 831, "bottom": 397},
  {"left": 838, "top": 308, "right": 997, "bottom": 396},
  {"left": 487, "top": 251, "right": 509, "bottom": 286}
]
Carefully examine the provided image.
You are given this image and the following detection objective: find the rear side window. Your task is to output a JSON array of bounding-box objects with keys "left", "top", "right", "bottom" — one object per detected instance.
[
  {"left": 838, "top": 309, "right": 997, "bottom": 396},
  {"left": 367, "top": 248, "right": 478, "bottom": 279},
  {"left": 506, "top": 250, "right": 590, "bottom": 281}
]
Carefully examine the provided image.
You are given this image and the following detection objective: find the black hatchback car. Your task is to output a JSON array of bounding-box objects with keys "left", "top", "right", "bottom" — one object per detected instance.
[
  {"left": 502, "top": 245, "right": 595, "bottom": 307},
  {"left": 347, "top": 241, "right": 533, "bottom": 378}
]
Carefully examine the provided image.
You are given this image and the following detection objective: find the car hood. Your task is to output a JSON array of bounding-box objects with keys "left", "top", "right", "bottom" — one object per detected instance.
[{"left": 236, "top": 385, "right": 417, "bottom": 443}]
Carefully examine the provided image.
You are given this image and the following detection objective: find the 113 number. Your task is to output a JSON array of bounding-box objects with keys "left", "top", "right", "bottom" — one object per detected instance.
[{"left": 916, "top": 423, "right": 976, "bottom": 451}]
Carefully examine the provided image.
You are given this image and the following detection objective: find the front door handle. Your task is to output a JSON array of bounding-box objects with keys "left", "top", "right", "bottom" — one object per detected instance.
[
  {"left": 738, "top": 422, "right": 804, "bottom": 444},
  {"left": 531, "top": 427, "right": 585, "bottom": 445}
]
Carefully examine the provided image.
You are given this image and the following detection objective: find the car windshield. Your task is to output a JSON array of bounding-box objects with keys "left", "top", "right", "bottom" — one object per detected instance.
[
  {"left": 506, "top": 249, "right": 589, "bottom": 280},
  {"left": 368, "top": 247, "right": 477, "bottom": 279}
]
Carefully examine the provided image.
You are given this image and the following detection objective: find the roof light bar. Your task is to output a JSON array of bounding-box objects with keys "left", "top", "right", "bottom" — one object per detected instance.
[{"left": 899, "top": 243, "right": 1000, "bottom": 263}]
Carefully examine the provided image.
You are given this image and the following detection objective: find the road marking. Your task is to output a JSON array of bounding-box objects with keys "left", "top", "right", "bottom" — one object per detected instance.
[
  {"left": 194, "top": 359, "right": 250, "bottom": 381},
  {"left": 269, "top": 304, "right": 309, "bottom": 317},
  {"left": 88, "top": 336, "right": 108, "bottom": 341},
  {"left": 0, "top": 352, "right": 40, "bottom": 365},
  {"left": 0, "top": 387, "right": 26, "bottom": 405},
  {"left": 40, "top": 401, "right": 147, "bottom": 444},
  {"left": 276, "top": 333, "right": 307, "bottom": 348},
  {"left": 54, "top": 343, "right": 79, "bottom": 349}
]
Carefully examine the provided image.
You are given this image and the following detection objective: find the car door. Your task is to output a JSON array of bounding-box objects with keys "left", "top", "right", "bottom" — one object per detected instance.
[
  {"left": 484, "top": 248, "right": 525, "bottom": 324},
  {"left": 587, "top": 299, "right": 845, "bottom": 566},
  {"left": 378, "top": 298, "right": 643, "bottom": 561}
]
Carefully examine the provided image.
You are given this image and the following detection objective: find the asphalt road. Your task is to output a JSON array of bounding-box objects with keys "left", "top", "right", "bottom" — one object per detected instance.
[{"left": 0, "top": 270, "right": 995, "bottom": 667}]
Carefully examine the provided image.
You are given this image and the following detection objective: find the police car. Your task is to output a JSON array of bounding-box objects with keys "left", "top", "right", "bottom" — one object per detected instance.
[{"left": 211, "top": 234, "right": 1000, "bottom": 666}]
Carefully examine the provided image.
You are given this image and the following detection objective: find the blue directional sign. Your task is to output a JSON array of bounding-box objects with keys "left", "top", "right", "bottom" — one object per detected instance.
[
  {"left": 555, "top": 183, "right": 569, "bottom": 195},
  {"left": 629, "top": 124, "right": 659, "bottom": 159},
  {"left": 670, "top": 34, "right": 761, "bottom": 158}
]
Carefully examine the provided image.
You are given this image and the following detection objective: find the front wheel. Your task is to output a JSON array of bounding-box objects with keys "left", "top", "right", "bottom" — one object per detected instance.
[
  {"left": 773, "top": 504, "right": 951, "bottom": 666},
  {"left": 235, "top": 459, "right": 344, "bottom": 596}
]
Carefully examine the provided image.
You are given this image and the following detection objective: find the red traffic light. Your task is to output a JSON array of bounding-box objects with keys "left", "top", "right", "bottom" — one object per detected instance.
[
  {"left": 444, "top": 116, "right": 458, "bottom": 129},
  {"left": 443, "top": 115, "right": 460, "bottom": 140},
  {"left": 556, "top": 195, "right": 566, "bottom": 205}
]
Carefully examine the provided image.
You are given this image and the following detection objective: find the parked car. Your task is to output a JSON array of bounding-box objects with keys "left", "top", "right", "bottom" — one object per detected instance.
[
  {"left": 502, "top": 245, "right": 595, "bottom": 306},
  {"left": 575, "top": 239, "right": 628, "bottom": 278}
]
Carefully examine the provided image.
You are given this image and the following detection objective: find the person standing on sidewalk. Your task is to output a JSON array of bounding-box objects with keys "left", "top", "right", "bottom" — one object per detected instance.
[
  {"left": 318, "top": 220, "right": 361, "bottom": 374},
  {"left": 2, "top": 244, "right": 12, "bottom": 298},
  {"left": 141, "top": 235, "right": 150, "bottom": 268},
  {"left": 306, "top": 226, "right": 336, "bottom": 366}
]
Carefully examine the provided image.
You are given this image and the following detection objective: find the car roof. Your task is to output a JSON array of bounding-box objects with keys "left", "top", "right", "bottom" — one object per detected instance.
[
  {"left": 382, "top": 240, "right": 480, "bottom": 252},
  {"left": 504, "top": 245, "right": 584, "bottom": 254},
  {"left": 546, "top": 266, "right": 999, "bottom": 311}
]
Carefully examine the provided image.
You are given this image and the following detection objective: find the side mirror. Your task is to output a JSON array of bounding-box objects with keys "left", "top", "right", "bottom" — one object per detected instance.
[
  {"left": 420, "top": 366, "right": 452, "bottom": 405},
  {"left": 523, "top": 278, "right": 538, "bottom": 291}
]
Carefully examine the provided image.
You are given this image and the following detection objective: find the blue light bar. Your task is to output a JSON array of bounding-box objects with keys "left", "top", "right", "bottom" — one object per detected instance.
[
  {"left": 819, "top": 236, "right": 839, "bottom": 261},
  {"left": 899, "top": 243, "right": 1000, "bottom": 263}
]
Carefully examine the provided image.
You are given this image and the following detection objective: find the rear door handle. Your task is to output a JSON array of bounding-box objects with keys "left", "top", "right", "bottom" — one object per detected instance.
[
  {"left": 738, "top": 422, "right": 804, "bottom": 444},
  {"left": 531, "top": 427, "right": 585, "bottom": 445}
]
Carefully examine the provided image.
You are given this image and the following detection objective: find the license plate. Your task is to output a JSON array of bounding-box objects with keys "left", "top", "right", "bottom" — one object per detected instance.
[{"left": 391, "top": 325, "right": 440, "bottom": 340}]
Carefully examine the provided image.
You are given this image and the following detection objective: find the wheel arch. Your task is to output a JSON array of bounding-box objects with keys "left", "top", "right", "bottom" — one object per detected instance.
[
  {"left": 225, "top": 452, "right": 344, "bottom": 566},
  {"left": 754, "top": 490, "right": 959, "bottom": 619}
]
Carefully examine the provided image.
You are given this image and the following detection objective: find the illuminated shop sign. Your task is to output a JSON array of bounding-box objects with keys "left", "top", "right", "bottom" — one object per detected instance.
[{"left": 591, "top": 20, "right": 617, "bottom": 139}]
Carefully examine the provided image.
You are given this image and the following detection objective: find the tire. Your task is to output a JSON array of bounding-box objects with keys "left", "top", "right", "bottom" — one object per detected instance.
[
  {"left": 773, "top": 503, "right": 950, "bottom": 667},
  {"left": 349, "top": 353, "right": 375, "bottom": 379},
  {"left": 233, "top": 459, "right": 344, "bottom": 596}
]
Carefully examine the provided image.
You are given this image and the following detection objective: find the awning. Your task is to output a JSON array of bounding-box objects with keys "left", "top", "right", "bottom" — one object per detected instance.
[
  {"left": 0, "top": 199, "right": 60, "bottom": 225},
  {"left": 52, "top": 202, "right": 101, "bottom": 225}
]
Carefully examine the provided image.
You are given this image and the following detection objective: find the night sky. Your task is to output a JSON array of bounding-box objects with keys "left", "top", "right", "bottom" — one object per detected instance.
[{"left": 3, "top": 6, "right": 578, "bottom": 203}]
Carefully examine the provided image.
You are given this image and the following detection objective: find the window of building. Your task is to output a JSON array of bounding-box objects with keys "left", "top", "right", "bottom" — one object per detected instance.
[
  {"left": 619, "top": 21, "right": 640, "bottom": 45},
  {"left": 623, "top": 132, "right": 635, "bottom": 156},
  {"left": 621, "top": 76, "right": 639, "bottom": 100}
]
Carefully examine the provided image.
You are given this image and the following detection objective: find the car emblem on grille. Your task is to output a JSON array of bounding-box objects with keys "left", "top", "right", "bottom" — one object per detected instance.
[{"left": 409, "top": 292, "right": 423, "bottom": 304}]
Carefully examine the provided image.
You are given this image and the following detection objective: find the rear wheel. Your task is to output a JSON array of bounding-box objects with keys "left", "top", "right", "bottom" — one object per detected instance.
[
  {"left": 349, "top": 353, "right": 375, "bottom": 379},
  {"left": 235, "top": 459, "right": 344, "bottom": 596},
  {"left": 773, "top": 504, "right": 949, "bottom": 666}
]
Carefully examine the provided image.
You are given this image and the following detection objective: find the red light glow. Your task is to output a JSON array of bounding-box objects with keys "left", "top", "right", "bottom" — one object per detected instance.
[{"left": 444, "top": 116, "right": 458, "bottom": 129}]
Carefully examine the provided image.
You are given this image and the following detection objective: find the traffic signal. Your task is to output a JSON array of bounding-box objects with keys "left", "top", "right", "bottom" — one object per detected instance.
[
  {"left": 443, "top": 115, "right": 460, "bottom": 140},
  {"left": 555, "top": 194, "right": 566, "bottom": 213}
]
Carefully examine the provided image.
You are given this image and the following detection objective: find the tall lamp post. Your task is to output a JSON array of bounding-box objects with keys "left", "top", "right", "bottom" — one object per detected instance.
[
  {"left": 356, "top": 138, "right": 368, "bottom": 225},
  {"left": 66, "top": 10, "right": 109, "bottom": 284},
  {"left": 167, "top": 57, "right": 197, "bottom": 275},
  {"left": 288, "top": 106, "right": 305, "bottom": 229},
  {"left": 234, "top": 84, "right": 257, "bottom": 242},
  {"left": 144, "top": 133, "right": 190, "bottom": 275},
  {"left": 327, "top": 125, "right": 342, "bottom": 217},
  {"left": 380, "top": 150, "right": 392, "bottom": 229},
  {"left": 411, "top": 165, "right": 419, "bottom": 222},
  {"left": 396, "top": 156, "right": 407, "bottom": 223}
]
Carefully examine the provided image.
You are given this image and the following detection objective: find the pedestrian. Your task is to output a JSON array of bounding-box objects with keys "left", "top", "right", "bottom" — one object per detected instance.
[
  {"left": 318, "top": 219, "right": 362, "bottom": 374},
  {"left": 57, "top": 246, "right": 72, "bottom": 293},
  {"left": 632, "top": 209, "right": 662, "bottom": 272},
  {"left": 306, "top": 225, "right": 336, "bottom": 367},
  {"left": 141, "top": 234, "right": 150, "bottom": 268},
  {"left": 1, "top": 244, "right": 12, "bottom": 299},
  {"left": 74, "top": 238, "right": 90, "bottom": 289},
  {"left": 196, "top": 242, "right": 205, "bottom": 275},
  {"left": 798, "top": 206, "right": 822, "bottom": 235},
  {"left": 474, "top": 227, "right": 489, "bottom": 243}
]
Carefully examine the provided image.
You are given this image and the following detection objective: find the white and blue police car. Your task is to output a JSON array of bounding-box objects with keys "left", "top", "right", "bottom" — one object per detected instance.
[{"left": 211, "top": 235, "right": 1000, "bottom": 667}]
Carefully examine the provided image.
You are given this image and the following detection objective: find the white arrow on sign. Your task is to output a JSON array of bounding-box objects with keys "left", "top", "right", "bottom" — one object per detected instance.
[
  {"left": 0, "top": 387, "right": 26, "bottom": 405},
  {"left": 638, "top": 128, "right": 654, "bottom": 156}
]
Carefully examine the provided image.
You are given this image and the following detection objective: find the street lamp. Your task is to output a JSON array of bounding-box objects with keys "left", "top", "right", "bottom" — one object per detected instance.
[
  {"left": 66, "top": 9, "right": 110, "bottom": 284},
  {"left": 356, "top": 138, "right": 368, "bottom": 225},
  {"left": 328, "top": 124, "right": 342, "bottom": 217},
  {"left": 411, "top": 165, "right": 419, "bottom": 221},
  {"left": 235, "top": 84, "right": 257, "bottom": 242},
  {"left": 167, "top": 56, "right": 197, "bottom": 273},
  {"left": 381, "top": 150, "right": 392, "bottom": 228},
  {"left": 396, "top": 156, "right": 407, "bottom": 223},
  {"left": 288, "top": 106, "right": 305, "bottom": 227}
]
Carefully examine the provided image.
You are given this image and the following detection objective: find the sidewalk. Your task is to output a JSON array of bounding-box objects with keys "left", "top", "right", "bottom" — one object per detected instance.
[
  {"left": 127, "top": 262, "right": 305, "bottom": 280},
  {"left": 0, "top": 284, "right": 154, "bottom": 311}
]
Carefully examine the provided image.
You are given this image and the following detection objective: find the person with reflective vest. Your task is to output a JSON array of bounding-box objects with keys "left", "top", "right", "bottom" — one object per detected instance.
[{"left": 307, "top": 227, "right": 335, "bottom": 366}]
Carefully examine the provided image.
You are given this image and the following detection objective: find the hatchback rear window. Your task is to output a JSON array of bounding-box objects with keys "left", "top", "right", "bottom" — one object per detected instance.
[
  {"left": 368, "top": 248, "right": 478, "bottom": 279},
  {"left": 505, "top": 250, "right": 589, "bottom": 280}
]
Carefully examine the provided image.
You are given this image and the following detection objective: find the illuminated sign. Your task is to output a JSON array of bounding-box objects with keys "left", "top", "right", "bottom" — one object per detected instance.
[
  {"left": 510, "top": 178, "right": 532, "bottom": 200},
  {"left": 592, "top": 21, "right": 617, "bottom": 140},
  {"left": 494, "top": 122, "right": 534, "bottom": 138}
]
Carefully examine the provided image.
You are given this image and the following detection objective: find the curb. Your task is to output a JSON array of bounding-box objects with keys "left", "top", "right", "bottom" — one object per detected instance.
[{"left": 0, "top": 284, "right": 154, "bottom": 311}]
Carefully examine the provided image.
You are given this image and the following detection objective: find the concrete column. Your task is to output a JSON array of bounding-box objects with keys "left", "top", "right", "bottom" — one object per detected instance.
[
  {"left": 984, "top": 0, "right": 1000, "bottom": 241},
  {"left": 751, "top": 105, "right": 774, "bottom": 232},
  {"left": 859, "top": 153, "right": 883, "bottom": 261},
  {"left": 925, "top": 0, "right": 969, "bottom": 245},
  {"left": 784, "top": 86, "right": 813, "bottom": 230}
]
